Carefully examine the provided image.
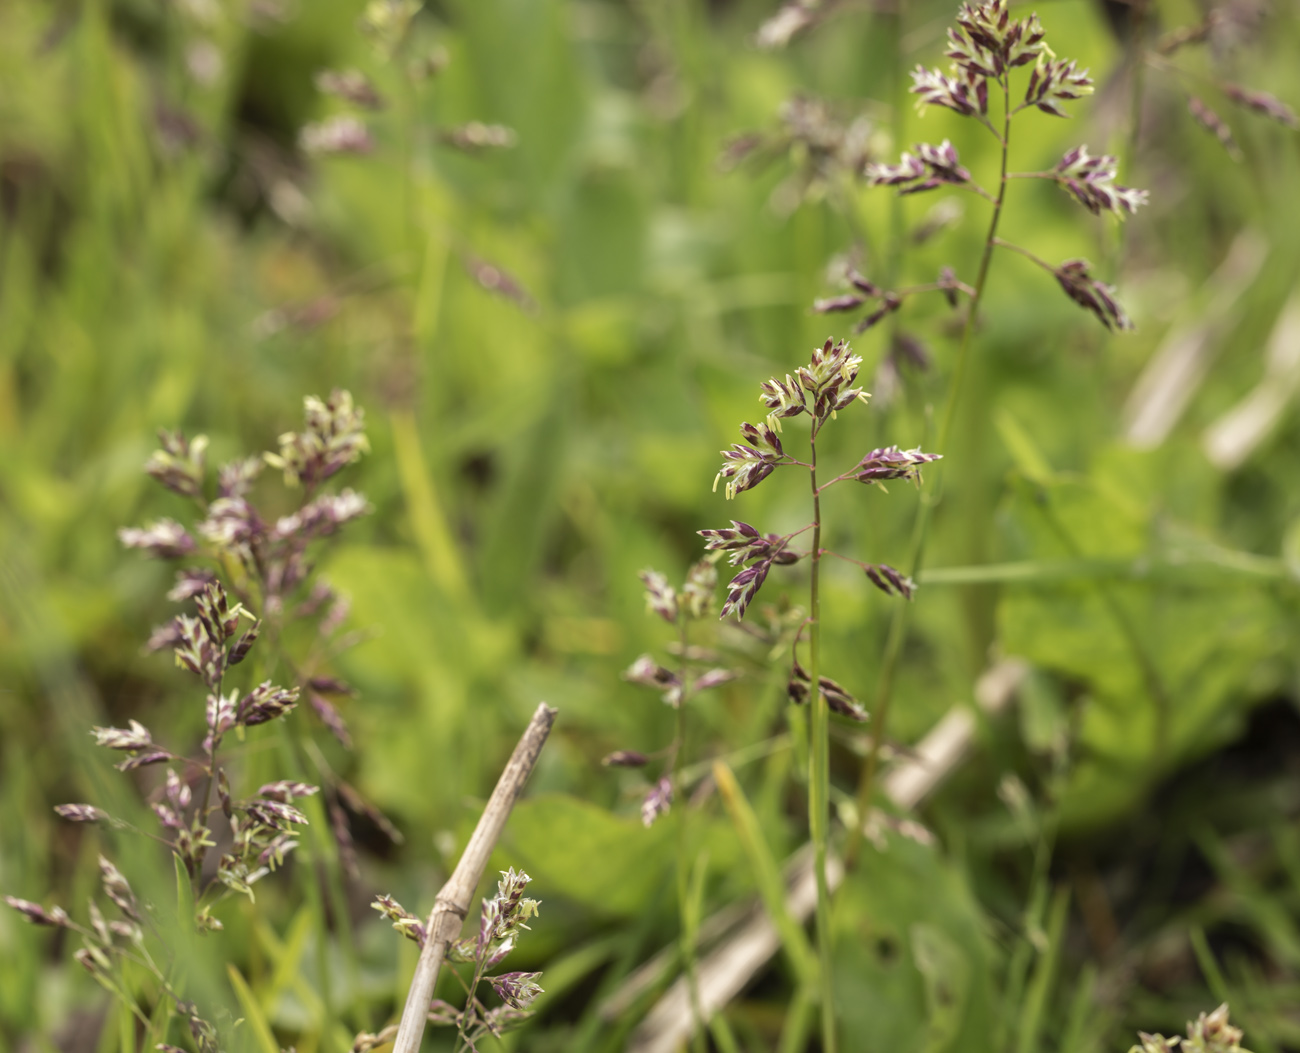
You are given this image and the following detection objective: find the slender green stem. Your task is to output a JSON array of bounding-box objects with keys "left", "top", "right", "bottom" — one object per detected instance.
[
  {"left": 806, "top": 428, "right": 836, "bottom": 1053},
  {"left": 953, "top": 181, "right": 1000, "bottom": 204},
  {"left": 938, "top": 73, "right": 1011, "bottom": 458},
  {"left": 196, "top": 669, "right": 224, "bottom": 838},
  {"left": 991, "top": 236, "right": 1054, "bottom": 274},
  {"left": 917, "top": 550, "right": 1293, "bottom": 585},
  {"left": 975, "top": 114, "right": 1005, "bottom": 143},
  {"left": 846, "top": 73, "right": 1014, "bottom": 870},
  {"left": 778, "top": 983, "right": 818, "bottom": 1053},
  {"left": 673, "top": 621, "right": 708, "bottom": 1053}
]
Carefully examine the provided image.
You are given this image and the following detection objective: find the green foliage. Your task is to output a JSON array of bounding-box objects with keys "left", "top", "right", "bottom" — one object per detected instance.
[
  {"left": 2, "top": 0, "right": 1300, "bottom": 1049},
  {"left": 833, "top": 832, "right": 996, "bottom": 1053}
]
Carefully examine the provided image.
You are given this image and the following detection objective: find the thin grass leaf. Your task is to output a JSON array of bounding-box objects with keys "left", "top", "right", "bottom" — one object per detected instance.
[
  {"left": 712, "top": 761, "right": 817, "bottom": 988},
  {"left": 1058, "top": 964, "right": 1100, "bottom": 1053},
  {"left": 708, "top": 1010, "right": 744, "bottom": 1053},
  {"left": 263, "top": 906, "right": 314, "bottom": 1013},
  {"left": 226, "top": 964, "right": 280, "bottom": 1053},
  {"left": 1016, "top": 887, "right": 1070, "bottom": 1053}
]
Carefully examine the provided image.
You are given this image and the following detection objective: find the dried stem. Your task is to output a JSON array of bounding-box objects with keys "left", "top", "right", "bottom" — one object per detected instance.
[{"left": 392, "top": 703, "right": 557, "bottom": 1053}]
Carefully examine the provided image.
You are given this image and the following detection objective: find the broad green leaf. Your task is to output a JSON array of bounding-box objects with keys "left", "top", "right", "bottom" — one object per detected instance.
[
  {"left": 912, "top": 922, "right": 970, "bottom": 1053},
  {"left": 832, "top": 831, "right": 995, "bottom": 1053},
  {"left": 498, "top": 794, "right": 744, "bottom": 919},
  {"left": 500, "top": 794, "right": 675, "bottom": 918}
]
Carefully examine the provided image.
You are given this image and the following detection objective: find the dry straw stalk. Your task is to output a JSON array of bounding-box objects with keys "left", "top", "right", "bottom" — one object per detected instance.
[{"left": 392, "top": 702, "right": 558, "bottom": 1053}]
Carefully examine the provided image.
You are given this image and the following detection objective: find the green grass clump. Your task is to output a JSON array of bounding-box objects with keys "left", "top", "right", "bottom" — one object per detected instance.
[{"left": 2, "top": 0, "right": 1300, "bottom": 1050}]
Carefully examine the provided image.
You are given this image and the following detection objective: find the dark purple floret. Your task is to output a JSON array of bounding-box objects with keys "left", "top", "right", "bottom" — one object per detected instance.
[{"left": 602, "top": 750, "right": 650, "bottom": 768}]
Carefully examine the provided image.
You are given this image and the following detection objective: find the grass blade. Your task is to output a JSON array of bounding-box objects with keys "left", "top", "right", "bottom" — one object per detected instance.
[{"left": 713, "top": 760, "right": 817, "bottom": 989}]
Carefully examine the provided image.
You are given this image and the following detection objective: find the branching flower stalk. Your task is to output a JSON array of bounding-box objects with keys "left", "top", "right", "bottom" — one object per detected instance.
[
  {"left": 6, "top": 392, "right": 375, "bottom": 1047},
  {"left": 832, "top": 0, "right": 1148, "bottom": 868},
  {"left": 672, "top": 616, "right": 706, "bottom": 1053},
  {"left": 701, "top": 342, "right": 938, "bottom": 1049}
]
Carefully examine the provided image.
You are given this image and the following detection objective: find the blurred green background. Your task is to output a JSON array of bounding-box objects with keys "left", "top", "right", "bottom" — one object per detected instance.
[{"left": 2, "top": 0, "right": 1299, "bottom": 1050}]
